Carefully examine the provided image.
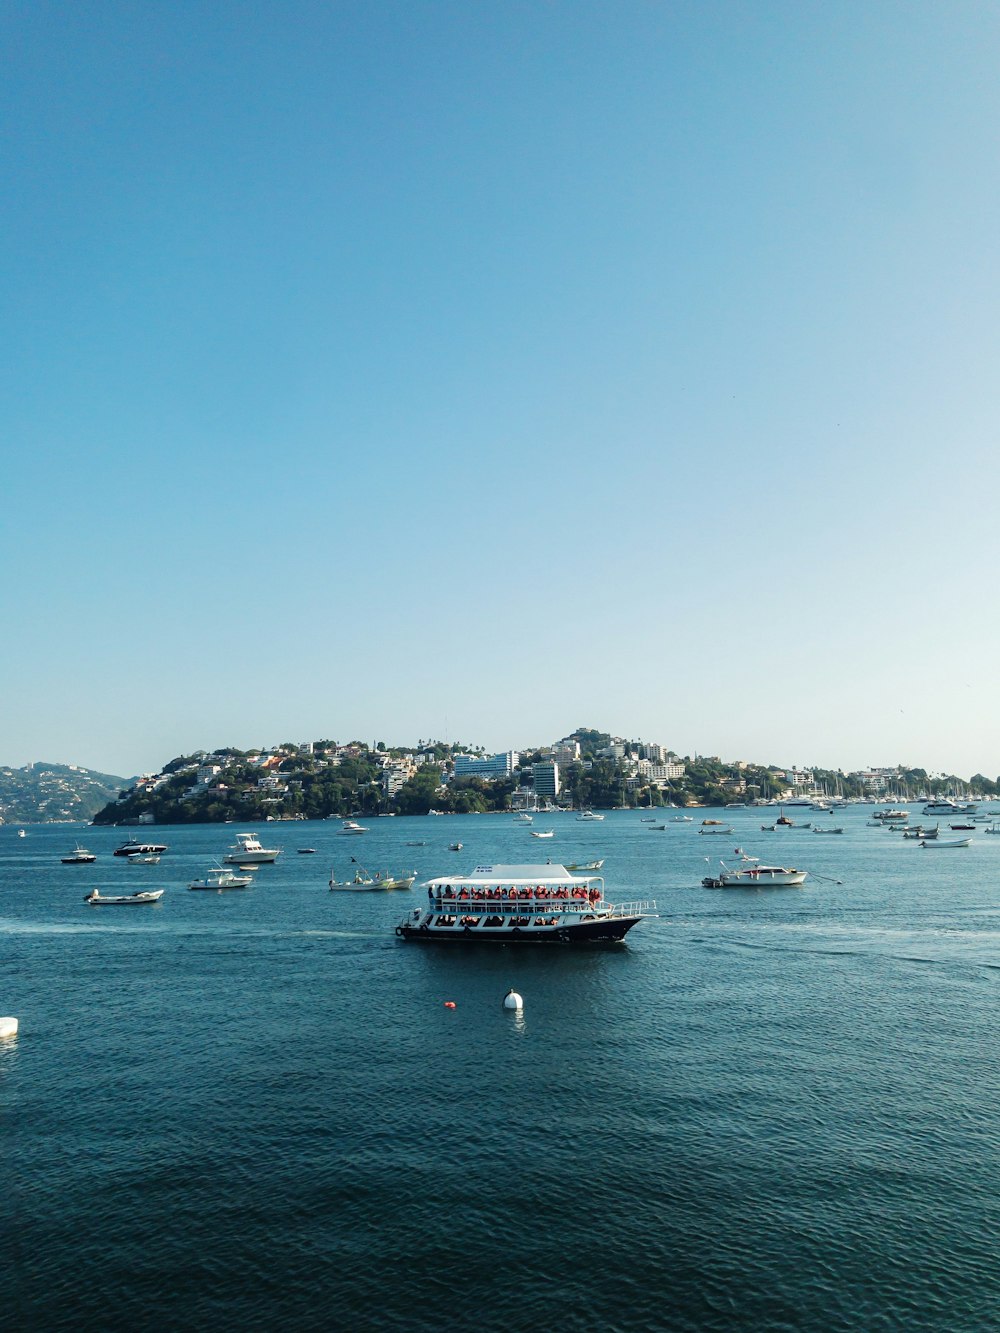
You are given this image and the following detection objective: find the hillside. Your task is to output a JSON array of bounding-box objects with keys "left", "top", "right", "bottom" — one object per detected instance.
[{"left": 0, "top": 762, "right": 128, "bottom": 824}]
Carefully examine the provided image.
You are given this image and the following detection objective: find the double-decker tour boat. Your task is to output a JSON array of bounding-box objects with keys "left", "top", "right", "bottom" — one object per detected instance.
[{"left": 395, "top": 863, "right": 656, "bottom": 945}]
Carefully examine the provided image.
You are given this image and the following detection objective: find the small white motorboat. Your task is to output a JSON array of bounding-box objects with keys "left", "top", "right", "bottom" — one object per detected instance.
[
  {"left": 703, "top": 859, "right": 807, "bottom": 888},
  {"left": 812, "top": 827, "right": 844, "bottom": 835},
  {"left": 564, "top": 859, "right": 605, "bottom": 872},
  {"left": 919, "top": 837, "right": 971, "bottom": 848},
  {"left": 576, "top": 811, "right": 605, "bottom": 822},
  {"left": 85, "top": 889, "right": 164, "bottom": 905},
  {"left": 530, "top": 830, "right": 555, "bottom": 839},
  {"left": 128, "top": 852, "right": 161, "bottom": 864},
  {"left": 448, "top": 842, "right": 463, "bottom": 852}
]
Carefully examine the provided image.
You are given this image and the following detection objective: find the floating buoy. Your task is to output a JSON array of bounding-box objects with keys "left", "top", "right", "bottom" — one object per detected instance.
[
  {"left": 0, "top": 1017, "right": 19, "bottom": 1039},
  {"left": 503, "top": 989, "right": 523, "bottom": 1011},
  {"left": 443, "top": 1001, "right": 456, "bottom": 1009}
]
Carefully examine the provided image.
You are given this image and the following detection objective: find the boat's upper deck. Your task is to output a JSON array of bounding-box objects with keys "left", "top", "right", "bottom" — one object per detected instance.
[{"left": 424, "top": 863, "right": 600, "bottom": 889}]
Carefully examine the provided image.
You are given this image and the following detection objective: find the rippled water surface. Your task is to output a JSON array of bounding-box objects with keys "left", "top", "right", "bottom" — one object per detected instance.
[{"left": 5, "top": 811, "right": 1000, "bottom": 1330}]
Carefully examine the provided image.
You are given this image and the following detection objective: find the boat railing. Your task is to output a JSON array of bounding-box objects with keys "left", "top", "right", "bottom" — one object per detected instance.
[
  {"left": 430, "top": 895, "right": 604, "bottom": 913},
  {"left": 425, "top": 896, "right": 656, "bottom": 918},
  {"left": 607, "top": 899, "right": 657, "bottom": 917}
]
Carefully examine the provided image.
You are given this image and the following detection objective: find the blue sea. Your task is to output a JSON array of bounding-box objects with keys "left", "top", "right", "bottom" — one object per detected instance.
[{"left": 5, "top": 810, "right": 1000, "bottom": 1331}]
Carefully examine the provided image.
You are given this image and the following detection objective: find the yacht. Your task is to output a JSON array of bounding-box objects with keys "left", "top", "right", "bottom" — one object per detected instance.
[
  {"left": 576, "top": 811, "right": 605, "bottom": 822},
  {"left": 61, "top": 845, "right": 97, "bottom": 864},
  {"left": 338, "top": 820, "right": 369, "bottom": 836},
  {"left": 223, "top": 832, "right": 281, "bottom": 864},
  {"left": 513, "top": 813, "right": 534, "bottom": 825},
  {"left": 113, "top": 838, "right": 168, "bottom": 857},
  {"left": 395, "top": 863, "right": 655, "bottom": 944},
  {"left": 922, "top": 800, "right": 976, "bottom": 817}
]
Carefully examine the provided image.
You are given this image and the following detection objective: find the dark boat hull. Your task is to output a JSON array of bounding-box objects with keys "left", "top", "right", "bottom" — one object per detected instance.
[{"left": 397, "top": 916, "right": 641, "bottom": 945}]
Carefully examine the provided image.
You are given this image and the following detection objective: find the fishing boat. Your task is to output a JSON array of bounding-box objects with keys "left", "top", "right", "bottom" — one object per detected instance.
[
  {"left": 919, "top": 837, "right": 971, "bottom": 848},
  {"left": 812, "top": 826, "right": 844, "bottom": 835},
  {"left": 698, "top": 825, "right": 735, "bottom": 835},
  {"left": 564, "top": 859, "right": 605, "bottom": 872},
  {"left": 395, "top": 863, "right": 655, "bottom": 944},
  {"left": 223, "top": 833, "right": 281, "bottom": 864},
  {"left": 85, "top": 888, "right": 164, "bottom": 905},
  {"left": 61, "top": 846, "right": 97, "bottom": 864},
  {"left": 448, "top": 842, "right": 463, "bottom": 852},
  {"left": 576, "top": 811, "right": 605, "bottom": 822},
  {"left": 189, "top": 866, "right": 253, "bottom": 890},
  {"left": 646, "top": 823, "right": 667, "bottom": 831},
  {"left": 702, "top": 858, "right": 807, "bottom": 888},
  {"left": 329, "top": 863, "right": 415, "bottom": 891}
]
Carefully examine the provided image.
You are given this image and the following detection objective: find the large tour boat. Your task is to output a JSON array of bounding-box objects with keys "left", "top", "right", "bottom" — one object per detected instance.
[{"left": 395, "top": 863, "right": 656, "bottom": 945}]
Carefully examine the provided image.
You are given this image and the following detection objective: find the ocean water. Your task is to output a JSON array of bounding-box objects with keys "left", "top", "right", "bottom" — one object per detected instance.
[{"left": 5, "top": 810, "right": 1000, "bottom": 1331}]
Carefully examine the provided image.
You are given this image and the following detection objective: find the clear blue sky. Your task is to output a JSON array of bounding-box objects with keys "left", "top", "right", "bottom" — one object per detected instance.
[{"left": 3, "top": 1, "right": 999, "bottom": 779}]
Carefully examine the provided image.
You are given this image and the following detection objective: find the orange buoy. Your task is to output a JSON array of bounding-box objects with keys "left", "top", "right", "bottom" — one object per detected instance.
[{"left": 444, "top": 1001, "right": 456, "bottom": 1009}]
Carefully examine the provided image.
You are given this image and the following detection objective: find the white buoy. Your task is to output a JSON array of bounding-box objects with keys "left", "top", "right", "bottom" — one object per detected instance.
[
  {"left": 502, "top": 989, "right": 523, "bottom": 1011},
  {"left": 0, "top": 1017, "right": 19, "bottom": 1039}
]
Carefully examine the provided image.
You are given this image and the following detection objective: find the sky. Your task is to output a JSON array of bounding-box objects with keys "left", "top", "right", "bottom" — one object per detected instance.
[{"left": 3, "top": 0, "right": 1000, "bottom": 780}]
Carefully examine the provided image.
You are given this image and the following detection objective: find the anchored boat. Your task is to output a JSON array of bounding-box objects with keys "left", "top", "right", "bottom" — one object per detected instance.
[
  {"left": 223, "top": 833, "right": 280, "bottom": 864},
  {"left": 702, "top": 858, "right": 807, "bottom": 888},
  {"left": 85, "top": 888, "right": 164, "bottom": 905},
  {"left": 395, "top": 863, "right": 655, "bottom": 944}
]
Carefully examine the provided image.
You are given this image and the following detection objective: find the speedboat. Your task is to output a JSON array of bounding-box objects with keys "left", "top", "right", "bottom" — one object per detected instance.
[
  {"left": 513, "top": 814, "right": 534, "bottom": 825},
  {"left": 85, "top": 888, "right": 164, "bottom": 905},
  {"left": 448, "top": 842, "right": 463, "bottom": 852},
  {"left": 698, "top": 825, "right": 735, "bottom": 835},
  {"left": 396, "top": 863, "right": 656, "bottom": 944},
  {"left": 127, "top": 852, "right": 161, "bottom": 864},
  {"left": 113, "top": 838, "right": 168, "bottom": 857},
  {"left": 338, "top": 820, "right": 369, "bottom": 836},
  {"left": 530, "top": 830, "right": 555, "bottom": 839},
  {"left": 189, "top": 866, "right": 253, "bottom": 890},
  {"left": 576, "top": 811, "right": 605, "bottom": 822},
  {"left": 223, "top": 833, "right": 281, "bottom": 864},
  {"left": 62, "top": 846, "right": 97, "bottom": 864}
]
